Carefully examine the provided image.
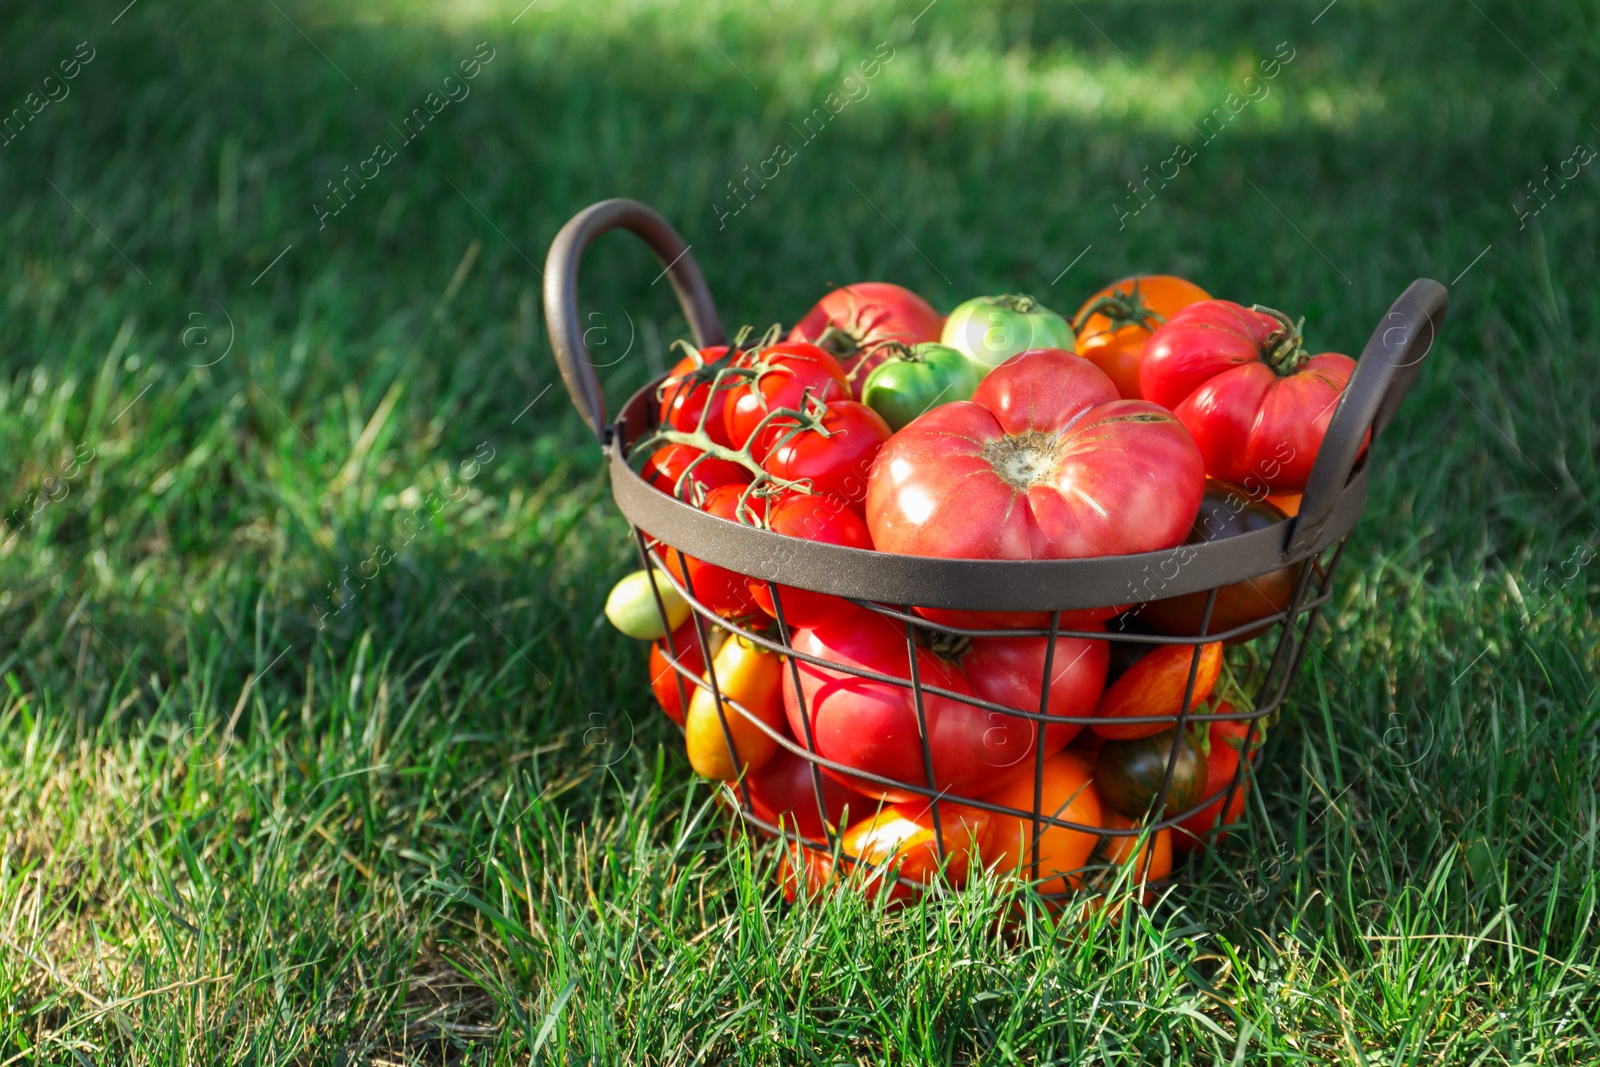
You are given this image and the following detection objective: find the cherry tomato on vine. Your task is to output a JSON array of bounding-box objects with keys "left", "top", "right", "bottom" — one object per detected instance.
[
  {"left": 1072, "top": 275, "right": 1210, "bottom": 401},
  {"left": 747, "top": 492, "right": 873, "bottom": 629},
  {"left": 641, "top": 442, "right": 749, "bottom": 504},
  {"left": 761, "top": 400, "right": 890, "bottom": 515},
  {"left": 722, "top": 342, "right": 850, "bottom": 457},
  {"left": 658, "top": 344, "right": 744, "bottom": 448}
]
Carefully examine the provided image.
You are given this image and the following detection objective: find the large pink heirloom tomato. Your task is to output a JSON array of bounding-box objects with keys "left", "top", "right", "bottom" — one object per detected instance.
[
  {"left": 865, "top": 348, "right": 1206, "bottom": 561},
  {"left": 782, "top": 604, "right": 1109, "bottom": 802}
]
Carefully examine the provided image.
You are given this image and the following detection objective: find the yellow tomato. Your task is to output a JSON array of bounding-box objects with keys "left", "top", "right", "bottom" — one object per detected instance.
[{"left": 684, "top": 635, "right": 784, "bottom": 781}]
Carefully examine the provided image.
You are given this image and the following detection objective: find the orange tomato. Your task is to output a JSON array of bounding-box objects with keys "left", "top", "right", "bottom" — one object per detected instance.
[
  {"left": 980, "top": 750, "right": 1103, "bottom": 898},
  {"left": 790, "top": 800, "right": 993, "bottom": 903},
  {"left": 1266, "top": 491, "right": 1302, "bottom": 516},
  {"left": 1073, "top": 275, "right": 1211, "bottom": 400},
  {"left": 1090, "top": 641, "right": 1223, "bottom": 740},
  {"left": 1100, "top": 810, "right": 1173, "bottom": 882}
]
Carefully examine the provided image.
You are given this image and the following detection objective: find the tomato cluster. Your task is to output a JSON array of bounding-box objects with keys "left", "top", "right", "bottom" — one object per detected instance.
[{"left": 607, "top": 273, "right": 1344, "bottom": 913}]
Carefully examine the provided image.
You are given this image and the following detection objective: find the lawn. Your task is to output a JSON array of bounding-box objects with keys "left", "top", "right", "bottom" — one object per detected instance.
[{"left": 1, "top": 0, "right": 1597, "bottom": 1061}]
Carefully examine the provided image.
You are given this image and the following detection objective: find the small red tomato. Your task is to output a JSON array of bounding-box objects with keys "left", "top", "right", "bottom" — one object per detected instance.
[
  {"left": 648, "top": 620, "right": 719, "bottom": 726},
  {"left": 761, "top": 401, "right": 891, "bottom": 516},
  {"left": 1174, "top": 707, "right": 1261, "bottom": 852},
  {"left": 744, "top": 746, "right": 871, "bottom": 844},
  {"left": 658, "top": 344, "right": 744, "bottom": 448},
  {"left": 641, "top": 443, "right": 749, "bottom": 505},
  {"left": 655, "top": 485, "right": 766, "bottom": 618},
  {"left": 722, "top": 342, "right": 850, "bottom": 457},
  {"left": 748, "top": 492, "right": 873, "bottom": 628}
]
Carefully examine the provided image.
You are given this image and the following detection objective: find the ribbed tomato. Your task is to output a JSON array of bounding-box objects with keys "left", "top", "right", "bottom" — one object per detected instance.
[
  {"left": 865, "top": 348, "right": 1204, "bottom": 561},
  {"left": 1140, "top": 301, "right": 1357, "bottom": 492}
]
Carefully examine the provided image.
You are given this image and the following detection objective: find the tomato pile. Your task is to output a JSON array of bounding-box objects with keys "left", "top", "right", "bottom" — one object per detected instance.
[{"left": 605, "top": 275, "right": 1346, "bottom": 910}]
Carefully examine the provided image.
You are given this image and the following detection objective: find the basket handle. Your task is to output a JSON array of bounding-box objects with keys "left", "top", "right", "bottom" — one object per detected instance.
[
  {"left": 1285, "top": 278, "right": 1449, "bottom": 558},
  {"left": 543, "top": 199, "right": 725, "bottom": 442}
]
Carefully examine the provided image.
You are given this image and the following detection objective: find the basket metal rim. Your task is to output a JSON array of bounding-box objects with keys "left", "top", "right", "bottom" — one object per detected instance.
[{"left": 609, "top": 378, "right": 1366, "bottom": 612}]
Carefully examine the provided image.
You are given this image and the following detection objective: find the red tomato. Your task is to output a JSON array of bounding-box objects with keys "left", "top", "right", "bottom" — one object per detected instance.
[
  {"left": 655, "top": 485, "right": 764, "bottom": 618},
  {"left": 747, "top": 493, "right": 873, "bottom": 629},
  {"left": 781, "top": 606, "right": 1108, "bottom": 802},
  {"left": 788, "top": 282, "right": 945, "bottom": 398},
  {"left": 722, "top": 342, "right": 850, "bottom": 457},
  {"left": 1139, "top": 301, "right": 1357, "bottom": 493},
  {"left": 641, "top": 443, "right": 749, "bottom": 505},
  {"left": 1174, "top": 707, "right": 1260, "bottom": 852},
  {"left": 648, "top": 620, "right": 719, "bottom": 726},
  {"left": 865, "top": 348, "right": 1204, "bottom": 561},
  {"left": 961, "top": 629, "right": 1109, "bottom": 762},
  {"left": 658, "top": 344, "right": 743, "bottom": 448},
  {"left": 1090, "top": 641, "right": 1223, "bottom": 740},
  {"left": 744, "top": 746, "right": 870, "bottom": 843},
  {"left": 761, "top": 400, "right": 890, "bottom": 515}
]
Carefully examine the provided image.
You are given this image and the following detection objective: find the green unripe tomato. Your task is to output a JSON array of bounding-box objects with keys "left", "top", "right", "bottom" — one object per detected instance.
[
  {"left": 861, "top": 343, "right": 984, "bottom": 431},
  {"left": 940, "top": 293, "right": 1073, "bottom": 371},
  {"left": 605, "top": 569, "right": 690, "bottom": 639}
]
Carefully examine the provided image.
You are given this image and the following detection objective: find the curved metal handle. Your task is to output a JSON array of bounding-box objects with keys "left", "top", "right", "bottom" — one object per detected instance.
[
  {"left": 543, "top": 199, "right": 725, "bottom": 442},
  {"left": 1286, "top": 278, "right": 1449, "bottom": 558}
]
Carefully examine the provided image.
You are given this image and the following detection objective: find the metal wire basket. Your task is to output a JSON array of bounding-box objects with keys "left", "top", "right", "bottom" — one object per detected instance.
[{"left": 545, "top": 197, "right": 1448, "bottom": 901}]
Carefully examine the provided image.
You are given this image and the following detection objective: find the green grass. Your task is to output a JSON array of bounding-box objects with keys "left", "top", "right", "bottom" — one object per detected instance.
[{"left": 1, "top": 0, "right": 1598, "bottom": 1061}]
